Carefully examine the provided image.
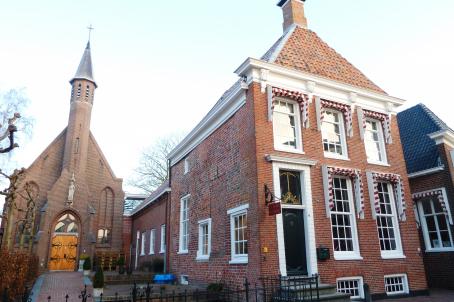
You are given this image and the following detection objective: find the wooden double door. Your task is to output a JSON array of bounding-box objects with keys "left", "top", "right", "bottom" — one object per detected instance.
[{"left": 48, "top": 234, "right": 78, "bottom": 271}]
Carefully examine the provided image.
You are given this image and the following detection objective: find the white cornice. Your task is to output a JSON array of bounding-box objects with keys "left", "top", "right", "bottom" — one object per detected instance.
[
  {"left": 429, "top": 129, "right": 454, "bottom": 148},
  {"left": 265, "top": 154, "right": 317, "bottom": 166},
  {"left": 235, "top": 58, "right": 406, "bottom": 112},
  {"left": 407, "top": 166, "right": 445, "bottom": 179},
  {"left": 167, "top": 83, "right": 246, "bottom": 166}
]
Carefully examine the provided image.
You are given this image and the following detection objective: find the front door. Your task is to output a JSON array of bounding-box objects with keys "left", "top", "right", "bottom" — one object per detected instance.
[
  {"left": 48, "top": 235, "right": 78, "bottom": 271},
  {"left": 283, "top": 209, "right": 307, "bottom": 275}
]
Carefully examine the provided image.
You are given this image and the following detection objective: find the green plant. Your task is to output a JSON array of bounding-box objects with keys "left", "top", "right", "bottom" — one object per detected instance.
[
  {"left": 93, "top": 267, "right": 104, "bottom": 288},
  {"left": 207, "top": 283, "right": 224, "bottom": 292},
  {"left": 83, "top": 257, "right": 91, "bottom": 270},
  {"left": 152, "top": 258, "right": 164, "bottom": 273},
  {"left": 80, "top": 253, "right": 89, "bottom": 260},
  {"left": 117, "top": 255, "right": 125, "bottom": 266}
]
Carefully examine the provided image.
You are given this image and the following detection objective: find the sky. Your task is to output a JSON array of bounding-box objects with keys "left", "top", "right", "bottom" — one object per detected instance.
[{"left": 0, "top": 0, "right": 453, "bottom": 212}]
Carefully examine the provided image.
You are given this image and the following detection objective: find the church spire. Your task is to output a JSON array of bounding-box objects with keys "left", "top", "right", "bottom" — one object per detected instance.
[{"left": 70, "top": 41, "right": 97, "bottom": 88}]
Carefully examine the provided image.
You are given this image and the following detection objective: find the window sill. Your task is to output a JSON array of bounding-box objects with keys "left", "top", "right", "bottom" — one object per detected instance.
[
  {"left": 274, "top": 147, "right": 305, "bottom": 155},
  {"left": 425, "top": 248, "right": 454, "bottom": 253},
  {"left": 160, "top": 250, "right": 165, "bottom": 254},
  {"left": 381, "top": 253, "right": 406, "bottom": 259},
  {"left": 367, "top": 160, "right": 390, "bottom": 167},
  {"left": 140, "top": 253, "right": 145, "bottom": 257},
  {"left": 324, "top": 153, "right": 349, "bottom": 161},
  {"left": 177, "top": 250, "right": 189, "bottom": 255},
  {"left": 333, "top": 254, "right": 363, "bottom": 261},
  {"left": 229, "top": 257, "right": 248, "bottom": 265},
  {"left": 196, "top": 255, "right": 210, "bottom": 261},
  {"left": 148, "top": 253, "right": 155, "bottom": 256}
]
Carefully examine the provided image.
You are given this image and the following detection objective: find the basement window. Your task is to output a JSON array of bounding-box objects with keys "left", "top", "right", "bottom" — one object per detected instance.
[
  {"left": 336, "top": 277, "right": 364, "bottom": 299},
  {"left": 384, "top": 274, "right": 409, "bottom": 296}
]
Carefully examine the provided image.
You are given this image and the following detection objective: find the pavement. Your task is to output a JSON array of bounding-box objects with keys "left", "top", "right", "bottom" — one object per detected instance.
[
  {"left": 31, "top": 272, "right": 93, "bottom": 302},
  {"left": 375, "top": 289, "right": 454, "bottom": 302}
]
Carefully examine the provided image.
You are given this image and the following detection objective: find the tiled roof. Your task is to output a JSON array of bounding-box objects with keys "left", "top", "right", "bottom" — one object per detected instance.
[
  {"left": 262, "top": 26, "right": 386, "bottom": 94},
  {"left": 397, "top": 104, "right": 452, "bottom": 174}
]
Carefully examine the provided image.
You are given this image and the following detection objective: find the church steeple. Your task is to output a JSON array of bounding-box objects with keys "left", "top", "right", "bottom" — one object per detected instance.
[
  {"left": 70, "top": 41, "right": 97, "bottom": 88},
  {"left": 63, "top": 40, "right": 97, "bottom": 172}
]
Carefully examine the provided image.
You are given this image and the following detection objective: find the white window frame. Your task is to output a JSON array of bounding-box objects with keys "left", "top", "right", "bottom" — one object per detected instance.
[
  {"left": 227, "top": 203, "right": 249, "bottom": 264},
  {"left": 184, "top": 158, "right": 190, "bottom": 174},
  {"left": 329, "top": 177, "right": 362, "bottom": 260},
  {"left": 160, "top": 224, "right": 166, "bottom": 253},
  {"left": 272, "top": 98, "right": 304, "bottom": 154},
  {"left": 196, "top": 218, "right": 212, "bottom": 260},
  {"left": 149, "top": 229, "right": 156, "bottom": 255},
  {"left": 321, "top": 109, "right": 349, "bottom": 160},
  {"left": 178, "top": 194, "right": 190, "bottom": 254},
  {"left": 135, "top": 230, "right": 140, "bottom": 268},
  {"left": 450, "top": 150, "right": 454, "bottom": 167},
  {"left": 384, "top": 274, "right": 409, "bottom": 296},
  {"left": 140, "top": 231, "right": 146, "bottom": 256},
  {"left": 417, "top": 189, "right": 454, "bottom": 252},
  {"left": 375, "top": 182, "right": 404, "bottom": 259},
  {"left": 336, "top": 276, "right": 364, "bottom": 299},
  {"left": 364, "top": 118, "right": 388, "bottom": 165}
]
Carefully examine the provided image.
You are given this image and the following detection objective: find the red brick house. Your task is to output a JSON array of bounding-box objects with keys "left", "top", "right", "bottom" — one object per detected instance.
[
  {"left": 397, "top": 104, "right": 454, "bottom": 289},
  {"left": 131, "top": 0, "right": 428, "bottom": 299},
  {"left": 126, "top": 182, "right": 170, "bottom": 272}
]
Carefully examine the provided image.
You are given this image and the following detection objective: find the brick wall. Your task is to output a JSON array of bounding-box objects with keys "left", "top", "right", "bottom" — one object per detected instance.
[
  {"left": 409, "top": 143, "right": 454, "bottom": 289},
  {"left": 166, "top": 82, "right": 427, "bottom": 295},
  {"left": 131, "top": 194, "right": 168, "bottom": 271}
]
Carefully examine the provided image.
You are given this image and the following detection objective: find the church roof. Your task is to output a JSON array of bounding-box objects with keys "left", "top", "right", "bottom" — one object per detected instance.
[
  {"left": 70, "top": 41, "right": 97, "bottom": 87},
  {"left": 262, "top": 25, "right": 386, "bottom": 94}
]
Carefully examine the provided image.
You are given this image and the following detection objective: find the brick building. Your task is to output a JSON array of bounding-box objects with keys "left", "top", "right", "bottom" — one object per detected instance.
[
  {"left": 0, "top": 41, "right": 124, "bottom": 271},
  {"left": 126, "top": 1, "right": 430, "bottom": 299},
  {"left": 397, "top": 104, "right": 454, "bottom": 289}
]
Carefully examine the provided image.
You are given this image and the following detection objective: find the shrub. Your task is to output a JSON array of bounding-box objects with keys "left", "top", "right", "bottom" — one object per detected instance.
[
  {"left": 80, "top": 253, "right": 89, "bottom": 260},
  {"left": 207, "top": 283, "right": 224, "bottom": 292},
  {"left": 152, "top": 258, "right": 164, "bottom": 273},
  {"left": 0, "top": 249, "right": 39, "bottom": 300},
  {"left": 83, "top": 257, "right": 91, "bottom": 270},
  {"left": 117, "top": 255, "right": 125, "bottom": 266},
  {"left": 93, "top": 267, "right": 104, "bottom": 288}
]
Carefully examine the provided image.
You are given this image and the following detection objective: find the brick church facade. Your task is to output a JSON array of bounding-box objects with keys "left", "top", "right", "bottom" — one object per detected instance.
[
  {"left": 1, "top": 41, "right": 124, "bottom": 271},
  {"left": 129, "top": 0, "right": 428, "bottom": 299}
]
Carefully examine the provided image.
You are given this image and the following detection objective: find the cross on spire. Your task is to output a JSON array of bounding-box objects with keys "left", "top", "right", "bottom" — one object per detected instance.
[{"left": 87, "top": 24, "right": 94, "bottom": 42}]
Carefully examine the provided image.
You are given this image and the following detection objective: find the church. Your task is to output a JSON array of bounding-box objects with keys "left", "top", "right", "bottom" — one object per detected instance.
[{"left": 1, "top": 41, "right": 124, "bottom": 271}]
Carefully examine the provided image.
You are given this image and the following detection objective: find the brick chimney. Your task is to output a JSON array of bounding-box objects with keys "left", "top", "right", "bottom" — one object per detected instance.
[{"left": 277, "top": 0, "right": 308, "bottom": 32}]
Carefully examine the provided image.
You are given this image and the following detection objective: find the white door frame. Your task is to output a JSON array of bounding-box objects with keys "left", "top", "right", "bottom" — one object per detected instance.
[{"left": 272, "top": 162, "right": 318, "bottom": 277}]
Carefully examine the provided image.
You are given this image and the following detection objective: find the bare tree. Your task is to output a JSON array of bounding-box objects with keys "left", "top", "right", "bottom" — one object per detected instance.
[{"left": 128, "top": 134, "right": 183, "bottom": 194}]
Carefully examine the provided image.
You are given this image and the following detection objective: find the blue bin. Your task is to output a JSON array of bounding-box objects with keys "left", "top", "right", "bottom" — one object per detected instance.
[{"left": 154, "top": 274, "right": 176, "bottom": 284}]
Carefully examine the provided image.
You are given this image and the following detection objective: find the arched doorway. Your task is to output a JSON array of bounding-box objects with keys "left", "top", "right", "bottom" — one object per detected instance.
[{"left": 48, "top": 213, "right": 79, "bottom": 271}]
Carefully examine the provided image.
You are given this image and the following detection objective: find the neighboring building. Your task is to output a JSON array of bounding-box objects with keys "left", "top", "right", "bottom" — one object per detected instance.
[
  {"left": 159, "top": 0, "right": 428, "bottom": 298},
  {"left": 122, "top": 193, "right": 147, "bottom": 268},
  {"left": 397, "top": 104, "right": 454, "bottom": 289},
  {"left": 125, "top": 181, "right": 170, "bottom": 272},
  {"left": 0, "top": 41, "right": 124, "bottom": 272}
]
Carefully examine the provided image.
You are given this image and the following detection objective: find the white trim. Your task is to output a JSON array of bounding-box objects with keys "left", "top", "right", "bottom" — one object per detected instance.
[
  {"left": 272, "top": 162, "right": 318, "bottom": 277},
  {"left": 168, "top": 83, "right": 246, "bottom": 166},
  {"left": 234, "top": 58, "right": 405, "bottom": 109},
  {"left": 160, "top": 224, "right": 166, "bottom": 254},
  {"left": 228, "top": 203, "right": 249, "bottom": 264},
  {"left": 414, "top": 187, "right": 453, "bottom": 225},
  {"left": 265, "top": 154, "right": 317, "bottom": 166},
  {"left": 329, "top": 177, "right": 362, "bottom": 260},
  {"left": 178, "top": 194, "right": 190, "bottom": 254},
  {"left": 272, "top": 98, "right": 304, "bottom": 153},
  {"left": 336, "top": 276, "right": 365, "bottom": 299},
  {"left": 384, "top": 274, "right": 409, "bottom": 296},
  {"left": 196, "top": 218, "right": 212, "bottom": 261},
  {"left": 408, "top": 166, "right": 445, "bottom": 178},
  {"left": 429, "top": 129, "right": 454, "bottom": 148},
  {"left": 140, "top": 231, "right": 146, "bottom": 256},
  {"left": 364, "top": 118, "right": 388, "bottom": 165},
  {"left": 184, "top": 158, "right": 190, "bottom": 174},
  {"left": 135, "top": 230, "right": 140, "bottom": 269},
  {"left": 375, "top": 182, "right": 405, "bottom": 259},
  {"left": 321, "top": 109, "right": 349, "bottom": 159},
  {"left": 450, "top": 150, "right": 454, "bottom": 167},
  {"left": 149, "top": 229, "right": 156, "bottom": 255}
]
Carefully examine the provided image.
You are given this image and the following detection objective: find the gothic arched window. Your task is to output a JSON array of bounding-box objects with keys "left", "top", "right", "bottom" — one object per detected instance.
[{"left": 54, "top": 213, "right": 78, "bottom": 233}]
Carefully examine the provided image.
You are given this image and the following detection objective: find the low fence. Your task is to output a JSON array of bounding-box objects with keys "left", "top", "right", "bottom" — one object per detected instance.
[{"left": 1, "top": 275, "right": 320, "bottom": 302}]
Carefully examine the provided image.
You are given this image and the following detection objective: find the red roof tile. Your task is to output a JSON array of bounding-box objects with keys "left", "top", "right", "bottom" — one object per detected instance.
[{"left": 265, "top": 26, "right": 386, "bottom": 94}]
